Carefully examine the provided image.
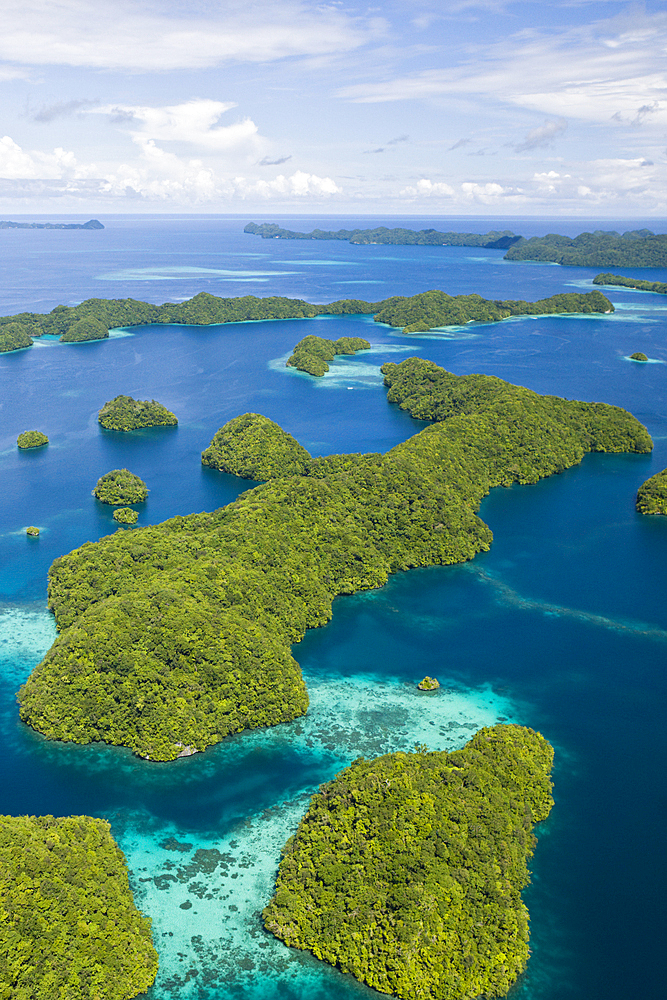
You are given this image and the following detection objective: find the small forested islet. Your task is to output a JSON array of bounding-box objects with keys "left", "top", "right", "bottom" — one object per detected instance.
[
  {"left": 99, "top": 395, "right": 178, "bottom": 432},
  {"left": 636, "top": 468, "right": 667, "bottom": 515},
  {"left": 630, "top": 352, "right": 649, "bottom": 362},
  {"left": 113, "top": 507, "right": 139, "bottom": 525},
  {"left": 0, "top": 814, "right": 158, "bottom": 1000},
  {"left": 17, "top": 430, "right": 48, "bottom": 449},
  {"left": 286, "top": 334, "right": 371, "bottom": 376},
  {"left": 263, "top": 724, "right": 554, "bottom": 1000},
  {"left": 594, "top": 273, "right": 667, "bottom": 294},
  {"left": 18, "top": 359, "right": 651, "bottom": 761},
  {"left": 202, "top": 413, "right": 311, "bottom": 479},
  {"left": 93, "top": 470, "right": 148, "bottom": 506}
]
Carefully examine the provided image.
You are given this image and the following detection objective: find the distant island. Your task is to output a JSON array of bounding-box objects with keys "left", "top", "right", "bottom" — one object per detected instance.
[
  {"left": 99, "top": 395, "right": 178, "bottom": 432},
  {"left": 287, "top": 333, "right": 370, "bottom": 375},
  {"left": 630, "top": 352, "right": 648, "bottom": 362},
  {"left": 0, "top": 288, "right": 615, "bottom": 352},
  {"left": 93, "top": 469, "right": 148, "bottom": 505},
  {"left": 19, "top": 359, "right": 651, "bottom": 761},
  {"left": 17, "top": 430, "right": 48, "bottom": 449},
  {"left": 636, "top": 469, "right": 667, "bottom": 514},
  {"left": 594, "top": 273, "right": 667, "bottom": 294},
  {"left": 0, "top": 814, "right": 157, "bottom": 997},
  {"left": 246, "top": 223, "right": 667, "bottom": 267},
  {"left": 264, "top": 724, "right": 554, "bottom": 1000},
  {"left": 244, "top": 222, "right": 523, "bottom": 248},
  {"left": 0, "top": 219, "right": 103, "bottom": 230},
  {"left": 202, "top": 413, "right": 310, "bottom": 479},
  {"left": 504, "top": 230, "right": 667, "bottom": 267}
]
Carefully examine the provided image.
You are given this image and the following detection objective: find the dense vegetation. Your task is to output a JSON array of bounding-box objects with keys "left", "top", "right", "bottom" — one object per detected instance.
[
  {"left": 99, "top": 395, "right": 178, "bottom": 432},
  {"left": 287, "top": 334, "right": 371, "bottom": 375},
  {"left": 18, "top": 360, "right": 651, "bottom": 761},
  {"left": 636, "top": 469, "right": 667, "bottom": 514},
  {"left": 593, "top": 273, "right": 667, "bottom": 294},
  {"left": 26, "top": 527, "right": 39, "bottom": 537},
  {"left": 263, "top": 724, "right": 554, "bottom": 1000},
  {"left": 504, "top": 230, "right": 667, "bottom": 267},
  {"left": 17, "top": 430, "right": 48, "bottom": 449},
  {"left": 630, "top": 352, "right": 648, "bottom": 362},
  {"left": 0, "top": 814, "right": 158, "bottom": 1000},
  {"left": 202, "top": 413, "right": 311, "bottom": 479},
  {"left": 113, "top": 508, "right": 139, "bottom": 525},
  {"left": 94, "top": 470, "right": 148, "bottom": 506},
  {"left": 374, "top": 289, "right": 613, "bottom": 333},
  {"left": 244, "top": 222, "right": 521, "bottom": 248},
  {"left": 0, "top": 286, "right": 617, "bottom": 352},
  {"left": 0, "top": 322, "right": 33, "bottom": 352},
  {"left": 60, "top": 317, "right": 109, "bottom": 343}
]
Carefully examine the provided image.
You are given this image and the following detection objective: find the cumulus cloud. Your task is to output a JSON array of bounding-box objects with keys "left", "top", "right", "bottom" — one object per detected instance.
[
  {"left": 0, "top": 136, "right": 79, "bottom": 179},
  {"left": 400, "top": 179, "right": 455, "bottom": 198},
  {"left": 91, "top": 99, "right": 262, "bottom": 154},
  {"left": 234, "top": 171, "right": 341, "bottom": 199},
  {"left": 513, "top": 119, "right": 567, "bottom": 152},
  {"left": 0, "top": 0, "right": 382, "bottom": 71}
]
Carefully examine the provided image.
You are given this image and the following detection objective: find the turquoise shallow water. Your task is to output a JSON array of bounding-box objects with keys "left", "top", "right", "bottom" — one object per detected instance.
[{"left": 1, "top": 214, "right": 667, "bottom": 999}]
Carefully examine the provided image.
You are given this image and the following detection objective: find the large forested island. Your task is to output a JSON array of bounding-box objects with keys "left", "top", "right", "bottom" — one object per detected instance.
[
  {"left": 0, "top": 814, "right": 158, "bottom": 999},
  {"left": 17, "top": 359, "right": 651, "bottom": 761},
  {"left": 0, "top": 289, "right": 614, "bottom": 349},
  {"left": 594, "top": 273, "right": 667, "bottom": 294},
  {"left": 99, "top": 395, "right": 178, "bottom": 432},
  {"left": 264, "top": 724, "right": 554, "bottom": 1000},
  {"left": 244, "top": 222, "right": 522, "bottom": 248},
  {"left": 636, "top": 468, "right": 667, "bottom": 515},
  {"left": 504, "top": 229, "right": 667, "bottom": 267}
]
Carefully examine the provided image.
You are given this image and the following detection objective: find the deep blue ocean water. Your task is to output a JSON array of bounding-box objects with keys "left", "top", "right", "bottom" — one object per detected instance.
[{"left": 1, "top": 214, "right": 666, "bottom": 999}]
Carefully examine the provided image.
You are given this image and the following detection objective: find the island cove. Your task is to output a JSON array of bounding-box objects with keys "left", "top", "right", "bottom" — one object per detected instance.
[
  {"left": 0, "top": 288, "right": 613, "bottom": 352},
  {"left": 18, "top": 358, "right": 651, "bottom": 762}
]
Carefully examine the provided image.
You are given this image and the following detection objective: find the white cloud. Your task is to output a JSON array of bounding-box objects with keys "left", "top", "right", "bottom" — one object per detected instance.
[
  {"left": 91, "top": 100, "right": 263, "bottom": 155},
  {"left": 0, "top": 0, "right": 381, "bottom": 71},
  {"left": 400, "top": 179, "right": 455, "bottom": 198},
  {"left": 233, "top": 171, "right": 341, "bottom": 199},
  {"left": 0, "top": 136, "right": 78, "bottom": 179}
]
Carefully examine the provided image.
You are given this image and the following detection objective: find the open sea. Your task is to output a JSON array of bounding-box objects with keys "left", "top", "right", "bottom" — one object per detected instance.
[{"left": 1, "top": 213, "right": 666, "bottom": 1000}]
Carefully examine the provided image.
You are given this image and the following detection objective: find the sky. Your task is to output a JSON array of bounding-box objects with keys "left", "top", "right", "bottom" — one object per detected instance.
[{"left": 0, "top": 0, "right": 666, "bottom": 216}]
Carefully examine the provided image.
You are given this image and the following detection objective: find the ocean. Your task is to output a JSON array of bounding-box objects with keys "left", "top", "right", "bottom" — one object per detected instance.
[{"left": 1, "top": 214, "right": 666, "bottom": 999}]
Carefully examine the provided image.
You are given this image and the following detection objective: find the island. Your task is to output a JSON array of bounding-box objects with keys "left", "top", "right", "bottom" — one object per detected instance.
[
  {"left": 244, "top": 222, "right": 523, "bottom": 248},
  {"left": 0, "top": 813, "right": 157, "bottom": 998},
  {"left": 94, "top": 470, "right": 148, "bottom": 505},
  {"left": 630, "top": 352, "right": 648, "bottom": 362},
  {"left": 202, "top": 413, "right": 310, "bottom": 479},
  {"left": 113, "top": 507, "right": 139, "bottom": 524},
  {"left": 417, "top": 676, "right": 440, "bottom": 690},
  {"left": 0, "top": 322, "right": 33, "bottom": 353},
  {"left": 99, "top": 395, "right": 178, "bottom": 432},
  {"left": 17, "top": 431, "right": 48, "bottom": 449},
  {"left": 60, "top": 317, "right": 108, "bottom": 343},
  {"left": 504, "top": 230, "right": 667, "bottom": 267},
  {"left": 636, "top": 469, "right": 667, "bottom": 514},
  {"left": 593, "top": 273, "right": 667, "bottom": 294},
  {"left": 263, "top": 724, "right": 554, "bottom": 1000},
  {"left": 26, "top": 527, "right": 40, "bottom": 537},
  {"left": 0, "top": 219, "right": 104, "bottom": 229},
  {"left": 17, "top": 359, "right": 651, "bottom": 761},
  {"left": 286, "top": 334, "right": 371, "bottom": 376},
  {"left": 0, "top": 288, "right": 615, "bottom": 352}
]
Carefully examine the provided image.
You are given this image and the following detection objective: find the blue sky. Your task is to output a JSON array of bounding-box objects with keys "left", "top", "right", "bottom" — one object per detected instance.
[{"left": 0, "top": 0, "right": 665, "bottom": 215}]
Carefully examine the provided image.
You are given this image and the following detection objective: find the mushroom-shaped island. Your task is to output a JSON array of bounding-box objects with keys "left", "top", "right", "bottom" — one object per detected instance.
[{"left": 94, "top": 470, "right": 148, "bottom": 505}]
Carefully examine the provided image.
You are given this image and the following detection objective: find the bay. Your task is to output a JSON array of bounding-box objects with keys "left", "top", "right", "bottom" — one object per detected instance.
[{"left": 1, "top": 214, "right": 666, "bottom": 999}]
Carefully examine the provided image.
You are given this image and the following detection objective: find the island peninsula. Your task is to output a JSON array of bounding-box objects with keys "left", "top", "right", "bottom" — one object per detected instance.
[
  {"left": 18, "top": 359, "right": 651, "bottom": 761},
  {"left": 245, "top": 222, "right": 667, "bottom": 267},
  {"left": 0, "top": 813, "right": 157, "bottom": 998},
  {"left": 636, "top": 469, "right": 667, "bottom": 514},
  {"left": 0, "top": 288, "right": 614, "bottom": 353},
  {"left": 264, "top": 723, "right": 554, "bottom": 1000}
]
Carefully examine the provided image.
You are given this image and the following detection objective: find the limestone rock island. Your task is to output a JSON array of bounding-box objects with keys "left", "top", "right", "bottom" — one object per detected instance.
[
  {"left": 636, "top": 468, "right": 667, "bottom": 515},
  {"left": 94, "top": 470, "right": 148, "bottom": 505},
  {"left": 202, "top": 412, "right": 310, "bottom": 479},
  {"left": 99, "top": 395, "right": 178, "bottom": 432},
  {"left": 17, "top": 431, "right": 48, "bottom": 449}
]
